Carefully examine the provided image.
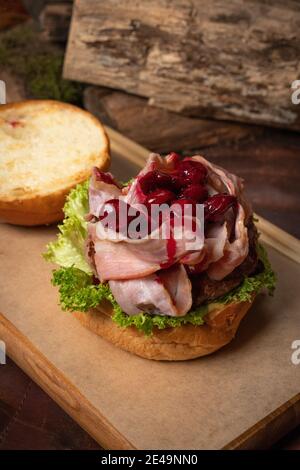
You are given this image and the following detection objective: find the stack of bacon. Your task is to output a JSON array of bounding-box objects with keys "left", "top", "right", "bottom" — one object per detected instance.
[{"left": 86, "top": 153, "right": 257, "bottom": 317}]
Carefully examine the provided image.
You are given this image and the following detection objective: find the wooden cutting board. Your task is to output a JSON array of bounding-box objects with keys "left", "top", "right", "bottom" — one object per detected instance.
[{"left": 0, "top": 130, "right": 300, "bottom": 449}]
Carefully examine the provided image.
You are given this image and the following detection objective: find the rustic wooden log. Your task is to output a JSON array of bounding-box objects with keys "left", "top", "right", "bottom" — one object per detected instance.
[
  {"left": 65, "top": 0, "right": 300, "bottom": 131},
  {"left": 84, "top": 85, "right": 263, "bottom": 152},
  {"left": 40, "top": 2, "right": 72, "bottom": 43}
]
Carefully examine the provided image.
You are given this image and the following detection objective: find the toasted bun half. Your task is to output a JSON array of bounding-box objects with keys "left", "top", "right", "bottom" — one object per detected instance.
[
  {"left": 73, "top": 297, "right": 255, "bottom": 361},
  {"left": 0, "top": 100, "right": 110, "bottom": 225}
]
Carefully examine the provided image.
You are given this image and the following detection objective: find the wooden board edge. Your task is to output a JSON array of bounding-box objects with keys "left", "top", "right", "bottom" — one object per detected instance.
[
  {"left": 223, "top": 393, "right": 300, "bottom": 449},
  {"left": 1, "top": 309, "right": 300, "bottom": 451},
  {"left": 0, "top": 312, "right": 136, "bottom": 450}
]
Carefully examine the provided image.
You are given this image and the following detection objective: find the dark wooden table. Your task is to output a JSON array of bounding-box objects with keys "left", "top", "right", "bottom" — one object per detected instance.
[
  {"left": 1, "top": 89, "right": 300, "bottom": 449},
  {"left": 0, "top": 0, "right": 300, "bottom": 444}
]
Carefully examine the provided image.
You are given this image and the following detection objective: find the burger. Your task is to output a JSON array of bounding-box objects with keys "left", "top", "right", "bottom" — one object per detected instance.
[{"left": 44, "top": 152, "right": 275, "bottom": 360}]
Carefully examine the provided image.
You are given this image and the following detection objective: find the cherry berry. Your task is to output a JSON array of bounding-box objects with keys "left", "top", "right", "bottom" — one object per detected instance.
[
  {"left": 139, "top": 170, "right": 175, "bottom": 194},
  {"left": 180, "top": 184, "right": 208, "bottom": 202},
  {"left": 145, "top": 188, "right": 175, "bottom": 206},
  {"left": 204, "top": 194, "right": 237, "bottom": 222},
  {"left": 177, "top": 160, "right": 207, "bottom": 186}
]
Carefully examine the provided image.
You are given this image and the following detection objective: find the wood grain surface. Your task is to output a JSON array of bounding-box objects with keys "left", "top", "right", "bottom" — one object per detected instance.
[
  {"left": 65, "top": 0, "right": 300, "bottom": 130},
  {"left": 0, "top": 358, "right": 100, "bottom": 450},
  {"left": 0, "top": 222, "right": 300, "bottom": 449},
  {"left": 1, "top": 86, "right": 300, "bottom": 448},
  {"left": 1, "top": 7, "right": 300, "bottom": 447},
  {"left": 224, "top": 393, "right": 300, "bottom": 449},
  {"left": 1, "top": 87, "right": 300, "bottom": 449},
  {"left": 0, "top": 314, "right": 135, "bottom": 450}
]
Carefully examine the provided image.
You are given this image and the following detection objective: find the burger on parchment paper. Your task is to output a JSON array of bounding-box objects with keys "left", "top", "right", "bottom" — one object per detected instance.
[{"left": 45, "top": 151, "right": 276, "bottom": 360}]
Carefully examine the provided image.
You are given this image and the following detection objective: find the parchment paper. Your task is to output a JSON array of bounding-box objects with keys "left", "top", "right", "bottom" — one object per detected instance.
[
  {"left": 1, "top": 149, "right": 300, "bottom": 449},
  {"left": 0, "top": 220, "right": 300, "bottom": 449}
]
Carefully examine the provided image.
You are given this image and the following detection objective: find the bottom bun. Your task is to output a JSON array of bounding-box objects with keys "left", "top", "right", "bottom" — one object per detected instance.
[{"left": 73, "top": 297, "right": 255, "bottom": 361}]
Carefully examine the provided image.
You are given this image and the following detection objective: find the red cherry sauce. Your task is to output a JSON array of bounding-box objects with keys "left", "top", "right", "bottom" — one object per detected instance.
[
  {"left": 160, "top": 231, "right": 177, "bottom": 269},
  {"left": 204, "top": 194, "right": 237, "bottom": 222},
  {"left": 94, "top": 168, "right": 120, "bottom": 188}
]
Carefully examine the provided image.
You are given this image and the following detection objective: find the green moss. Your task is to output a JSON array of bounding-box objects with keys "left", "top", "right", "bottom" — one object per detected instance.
[{"left": 0, "top": 24, "right": 82, "bottom": 104}]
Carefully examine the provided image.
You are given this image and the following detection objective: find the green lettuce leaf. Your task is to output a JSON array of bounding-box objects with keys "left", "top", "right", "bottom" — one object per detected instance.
[
  {"left": 43, "top": 180, "right": 91, "bottom": 273},
  {"left": 51, "top": 265, "right": 208, "bottom": 335},
  {"left": 45, "top": 180, "right": 276, "bottom": 335},
  {"left": 52, "top": 267, "right": 112, "bottom": 311},
  {"left": 121, "top": 178, "right": 134, "bottom": 187},
  {"left": 50, "top": 245, "right": 275, "bottom": 336}
]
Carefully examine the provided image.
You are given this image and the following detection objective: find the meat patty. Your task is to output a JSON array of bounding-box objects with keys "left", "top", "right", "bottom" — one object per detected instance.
[{"left": 191, "top": 219, "right": 259, "bottom": 306}]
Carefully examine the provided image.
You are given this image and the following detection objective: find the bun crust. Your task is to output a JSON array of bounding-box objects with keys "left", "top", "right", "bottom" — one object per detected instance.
[
  {"left": 73, "top": 298, "right": 255, "bottom": 361},
  {"left": 0, "top": 100, "right": 110, "bottom": 226},
  {"left": 0, "top": 186, "right": 76, "bottom": 226}
]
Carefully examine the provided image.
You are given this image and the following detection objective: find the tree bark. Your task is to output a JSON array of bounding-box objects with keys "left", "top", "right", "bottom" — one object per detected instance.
[
  {"left": 83, "top": 85, "right": 263, "bottom": 152},
  {"left": 65, "top": 0, "right": 300, "bottom": 130}
]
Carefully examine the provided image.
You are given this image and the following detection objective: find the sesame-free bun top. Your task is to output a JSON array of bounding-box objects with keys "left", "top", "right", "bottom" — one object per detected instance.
[{"left": 0, "top": 100, "right": 110, "bottom": 225}]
